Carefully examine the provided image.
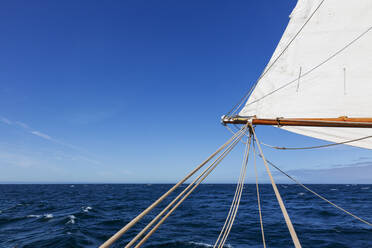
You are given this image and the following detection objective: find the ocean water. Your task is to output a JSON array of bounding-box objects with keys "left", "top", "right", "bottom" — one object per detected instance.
[{"left": 0, "top": 184, "right": 371, "bottom": 248}]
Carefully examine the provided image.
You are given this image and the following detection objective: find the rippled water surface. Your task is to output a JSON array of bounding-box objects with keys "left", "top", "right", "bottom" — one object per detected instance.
[{"left": 1, "top": 184, "right": 371, "bottom": 247}]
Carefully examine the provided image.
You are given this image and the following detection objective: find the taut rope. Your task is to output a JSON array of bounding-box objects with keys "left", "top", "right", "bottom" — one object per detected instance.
[
  {"left": 261, "top": 156, "right": 372, "bottom": 227},
  {"left": 126, "top": 126, "right": 248, "bottom": 247},
  {"left": 100, "top": 126, "right": 247, "bottom": 248},
  {"left": 134, "top": 128, "right": 247, "bottom": 247},
  {"left": 253, "top": 142, "right": 266, "bottom": 248},
  {"left": 226, "top": 0, "right": 325, "bottom": 116},
  {"left": 214, "top": 135, "right": 252, "bottom": 248},
  {"left": 251, "top": 124, "right": 302, "bottom": 248},
  {"left": 261, "top": 135, "right": 372, "bottom": 150},
  {"left": 245, "top": 26, "right": 372, "bottom": 108},
  {"left": 226, "top": 124, "right": 372, "bottom": 150}
]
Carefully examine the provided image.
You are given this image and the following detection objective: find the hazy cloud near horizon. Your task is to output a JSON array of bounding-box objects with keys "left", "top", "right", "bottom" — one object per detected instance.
[{"left": 274, "top": 162, "right": 372, "bottom": 184}]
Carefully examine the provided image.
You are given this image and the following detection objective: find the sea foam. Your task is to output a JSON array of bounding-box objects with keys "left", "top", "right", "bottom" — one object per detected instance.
[
  {"left": 44, "top": 214, "right": 53, "bottom": 219},
  {"left": 82, "top": 206, "right": 92, "bottom": 213},
  {"left": 188, "top": 241, "right": 213, "bottom": 247},
  {"left": 27, "top": 214, "right": 41, "bottom": 218},
  {"left": 188, "top": 241, "right": 233, "bottom": 248},
  {"left": 66, "top": 215, "right": 76, "bottom": 224}
]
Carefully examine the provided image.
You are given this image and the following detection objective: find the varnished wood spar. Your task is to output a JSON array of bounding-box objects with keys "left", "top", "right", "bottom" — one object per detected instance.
[{"left": 222, "top": 116, "right": 372, "bottom": 128}]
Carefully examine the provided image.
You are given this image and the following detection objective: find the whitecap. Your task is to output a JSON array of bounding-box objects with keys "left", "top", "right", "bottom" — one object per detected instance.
[
  {"left": 27, "top": 214, "right": 41, "bottom": 218},
  {"left": 361, "top": 187, "right": 370, "bottom": 190},
  {"left": 70, "top": 185, "right": 75, "bottom": 188},
  {"left": 330, "top": 188, "right": 338, "bottom": 191},
  {"left": 66, "top": 215, "right": 76, "bottom": 224},
  {"left": 188, "top": 241, "right": 213, "bottom": 247},
  {"left": 82, "top": 206, "right": 92, "bottom": 213},
  {"left": 188, "top": 241, "right": 232, "bottom": 248},
  {"left": 44, "top": 214, "right": 53, "bottom": 219},
  {"left": 298, "top": 192, "right": 305, "bottom": 196}
]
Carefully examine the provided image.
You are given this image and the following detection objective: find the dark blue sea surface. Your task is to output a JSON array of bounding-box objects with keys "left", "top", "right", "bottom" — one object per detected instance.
[{"left": 0, "top": 184, "right": 371, "bottom": 248}]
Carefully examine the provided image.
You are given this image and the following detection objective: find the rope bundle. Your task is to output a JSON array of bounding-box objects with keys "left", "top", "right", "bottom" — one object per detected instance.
[
  {"left": 214, "top": 136, "right": 251, "bottom": 248},
  {"left": 101, "top": 124, "right": 371, "bottom": 248},
  {"left": 100, "top": 125, "right": 248, "bottom": 248}
]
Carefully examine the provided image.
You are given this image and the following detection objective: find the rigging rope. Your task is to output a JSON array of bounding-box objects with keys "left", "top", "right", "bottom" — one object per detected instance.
[
  {"left": 133, "top": 127, "right": 248, "bottom": 248},
  {"left": 225, "top": 125, "right": 247, "bottom": 143},
  {"left": 227, "top": 125, "right": 372, "bottom": 151},
  {"left": 245, "top": 26, "right": 372, "bottom": 108},
  {"left": 214, "top": 137, "right": 248, "bottom": 247},
  {"left": 100, "top": 126, "right": 246, "bottom": 248},
  {"left": 261, "top": 156, "right": 372, "bottom": 227},
  {"left": 214, "top": 135, "right": 252, "bottom": 248},
  {"left": 251, "top": 125, "right": 302, "bottom": 248},
  {"left": 253, "top": 142, "right": 266, "bottom": 248},
  {"left": 226, "top": 0, "right": 325, "bottom": 116},
  {"left": 125, "top": 126, "right": 248, "bottom": 247},
  {"left": 225, "top": 124, "right": 251, "bottom": 144},
  {"left": 261, "top": 135, "right": 372, "bottom": 150}
]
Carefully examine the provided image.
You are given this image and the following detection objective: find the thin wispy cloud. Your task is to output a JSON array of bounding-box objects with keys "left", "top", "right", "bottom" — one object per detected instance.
[
  {"left": 15, "top": 121, "right": 29, "bottom": 129},
  {"left": 330, "top": 161, "right": 372, "bottom": 168},
  {"left": 31, "top": 131, "right": 52, "bottom": 141},
  {"left": 74, "top": 155, "right": 101, "bottom": 165},
  {"left": 1, "top": 116, "right": 55, "bottom": 141},
  {"left": 0, "top": 117, "right": 12, "bottom": 125},
  {"left": 0, "top": 151, "right": 38, "bottom": 168},
  {"left": 2, "top": 116, "right": 68, "bottom": 145},
  {"left": 274, "top": 162, "right": 372, "bottom": 184},
  {"left": 0, "top": 116, "right": 101, "bottom": 165}
]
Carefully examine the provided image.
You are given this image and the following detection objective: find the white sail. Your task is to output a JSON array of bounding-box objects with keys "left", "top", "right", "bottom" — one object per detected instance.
[{"left": 239, "top": 0, "right": 372, "bottom": 149}]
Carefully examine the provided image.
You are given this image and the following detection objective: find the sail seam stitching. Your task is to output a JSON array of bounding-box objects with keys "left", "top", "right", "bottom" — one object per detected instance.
[
  {"left": 226, "top": 0, "right": 326, "bottom": 116},
  {"left": 244, "top": 26, "right": 372, "bottom": 109}
]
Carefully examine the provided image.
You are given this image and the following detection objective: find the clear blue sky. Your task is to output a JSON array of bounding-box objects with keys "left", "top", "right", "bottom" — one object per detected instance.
[{"left": 1, "top": 0, "right": 371, "bottom": 183}]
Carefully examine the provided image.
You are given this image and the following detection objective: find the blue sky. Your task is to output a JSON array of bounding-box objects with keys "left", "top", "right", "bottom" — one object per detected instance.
[{"left": 1, "top": 0, "right": 371, "bottom": 183}]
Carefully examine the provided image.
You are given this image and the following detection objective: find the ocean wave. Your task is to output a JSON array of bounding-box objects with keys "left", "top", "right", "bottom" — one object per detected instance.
[
  {"left": 145, "top": 241, "right": 232, "bottom": 248},
  {"left": 66, "top": 215, "right": 76, "bottom": 224},
  {"left": 1, "top": 184, "right": 371, "bottom": 248},
  {"left": 319, "top": 210, "right": 338, "bottom": 217},
  {"left": 44, "top": 213, "right": 53, "bottom": 219},
  {"left": 27, "top": 214, "right": 41, "bottom": 218},
  {"left": 188, "top": 241, "right": 213, "bottom": 247},
  {"left": 188, "top": 241, "right": 232, "bottom": 248},
  {"left": 82, "top": 206, "right": 92, "bottom": 213},
  {"left": 27, "top": 213, "right": 53, "bottom": 219}
]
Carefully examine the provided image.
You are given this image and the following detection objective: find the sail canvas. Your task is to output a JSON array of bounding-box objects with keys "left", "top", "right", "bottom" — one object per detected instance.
[{"left": 239, "top": 0, "right": 372, "bottom": 149}]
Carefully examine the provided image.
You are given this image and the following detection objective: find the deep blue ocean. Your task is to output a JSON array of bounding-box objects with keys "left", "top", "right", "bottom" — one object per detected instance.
[{"left": 0, "top": 184, "right": 371, "bottom": 248}]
